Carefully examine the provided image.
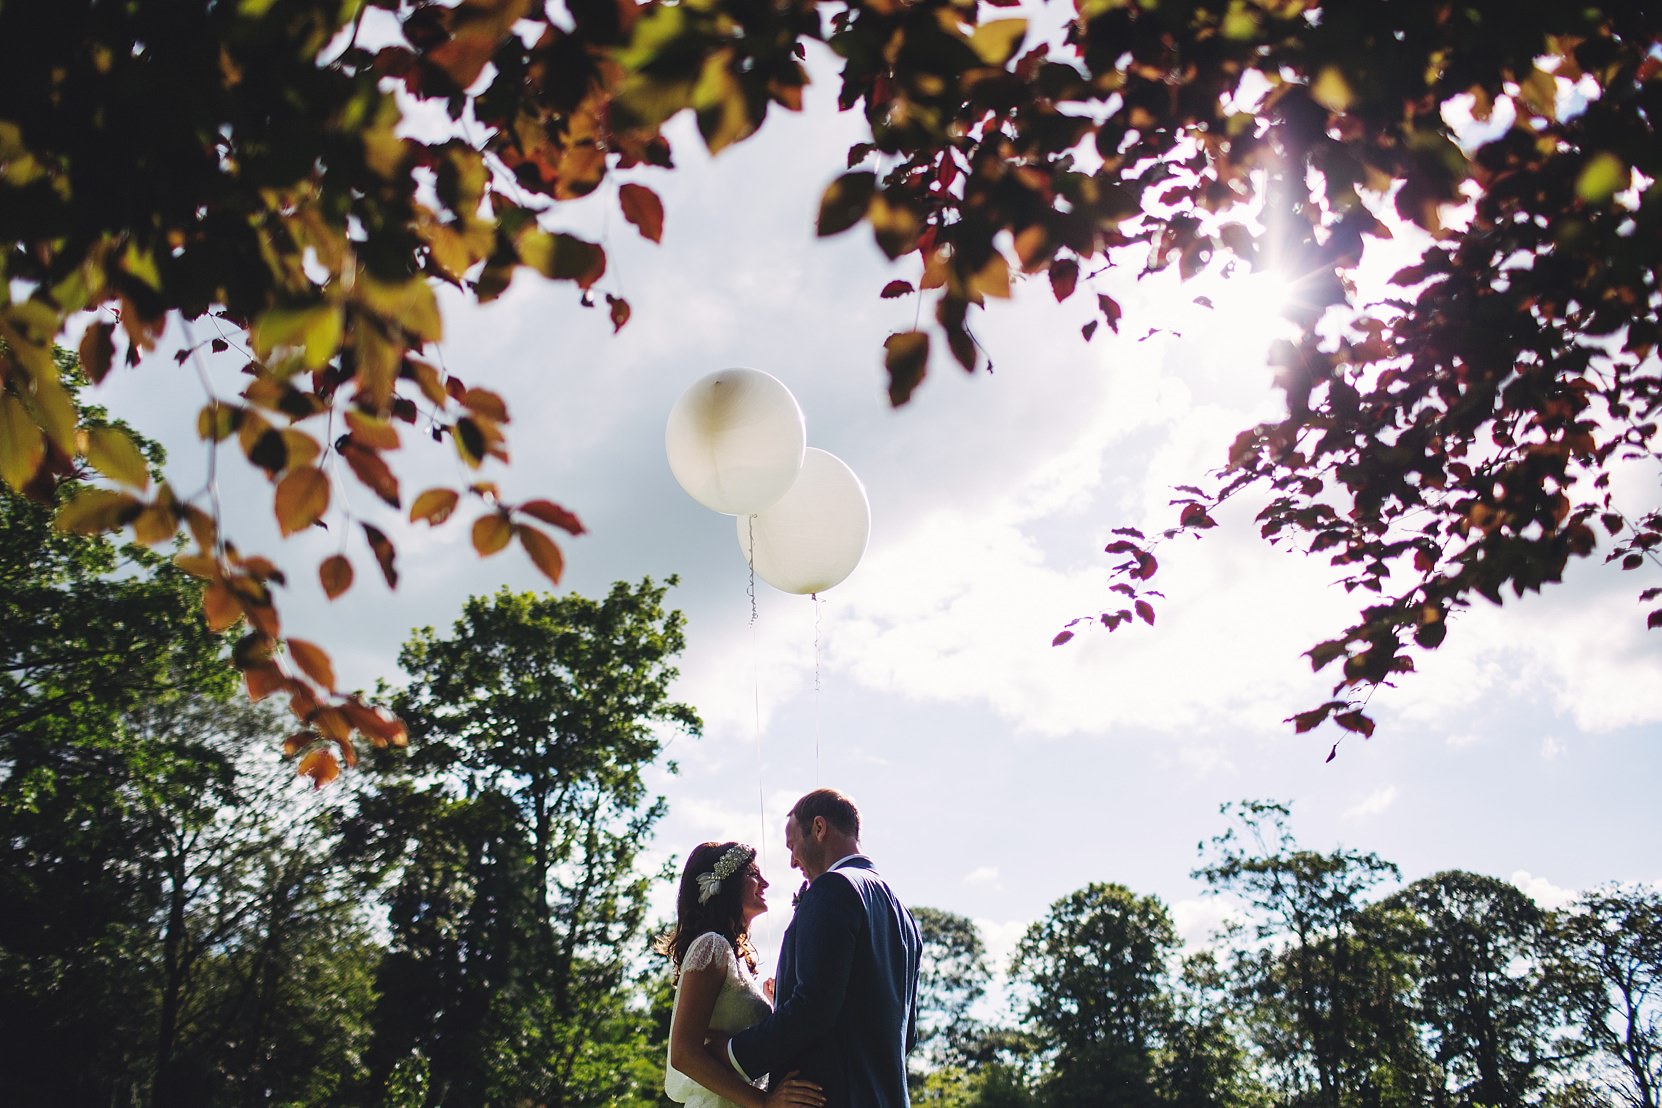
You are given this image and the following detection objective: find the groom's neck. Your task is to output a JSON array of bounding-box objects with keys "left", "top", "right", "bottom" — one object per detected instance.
[{"left": 812, "top": 835, "right": 861, "bottom": 876}]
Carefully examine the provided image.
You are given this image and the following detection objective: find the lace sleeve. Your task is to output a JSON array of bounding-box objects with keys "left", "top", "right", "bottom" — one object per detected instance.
[{"left": 681, "top": 931, "right": 736, "bottom": 975}]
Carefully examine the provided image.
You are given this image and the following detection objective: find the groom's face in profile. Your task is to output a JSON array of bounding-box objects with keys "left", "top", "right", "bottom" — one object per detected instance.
[{"left": 785, "top": 812, "right": 826, "bottom": 880}]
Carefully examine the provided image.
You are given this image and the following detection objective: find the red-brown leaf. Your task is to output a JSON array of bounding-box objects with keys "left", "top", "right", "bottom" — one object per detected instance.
[
  {"left": 1334, "top": 710, "right": 1376, "bottom": 737},
  {"left": 244, "top": 662, "right": 284, "bottom": 701},
  {"left": 297, "top": 748, "right": 340, "bottom": 789},
  {"left": 1049, "top": 259, "right": 1079, "bottom": 302},
  {"left": 274, "top": 465, "right": 331, "bottom": 536},
  {"left": 880, "top": 280, "right": 914, "bottom": 299},
  {"left": 202, "top": 581, "right": 242, "bottom": 632},
  {"left": 341, "top": 443, "right": 400, "bottom": 507},
  {"left": 80, "top": 321, "right": 117, "bottom": 384},
  {"left": 1098, "top": 294, "right": 1123, "bottom": 333},
  {"left": 363, "top": 523, "right": 398, "bottom": 588},
  {"left": 618, "top": 182, "right": 665, "bottom": 243},
  {"left": 286, "top": 638, "right": 337, "bottom": 691},
  {"left": 884, "top": 330, "right": 930, "bottom": 407},
  {"left": 1290, "top": 706, "right": 1332, "bottom": 733},
  {"left": 460, "top": 388, "right": 509, "bottom": 422},
  {"left": 472, "top": 512, "right": 513, "bottom": 555},
  {"left": 342, "top": 698, "right": 407, "bottom": 749},
  {"left": 518, "top": 524, "right": 565, "bottom": 584},
  {"left": 346, "top": 410, "right": 401, "bottom": 450},
  {"left": 282, "top": 729, "right": 319, "bottom": 757},
  {"left": 410, "top": 487, "right": 461, "bottom": 525},
  {"left": 311, "top": 706, "right": 350, "bottom": 742},
  {"left": 518, "top": 498, "right": 585, "bottom": 535},
  {"left": 1179, "top": 502, "right": 1216, "bottom": 529},
  {"left": 319, "top": 555, "right": 354, "bottom": 600}
]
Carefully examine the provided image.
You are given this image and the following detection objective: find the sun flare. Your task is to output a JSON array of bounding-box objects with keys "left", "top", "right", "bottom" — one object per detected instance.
[{"left": 1199, "top": 269, "right": 1299, "bottom": 361}]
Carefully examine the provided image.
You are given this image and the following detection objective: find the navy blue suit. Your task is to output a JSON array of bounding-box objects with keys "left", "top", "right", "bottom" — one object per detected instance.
[{"left": 730, "top": 856, "right": 922, "bottom": 1108}]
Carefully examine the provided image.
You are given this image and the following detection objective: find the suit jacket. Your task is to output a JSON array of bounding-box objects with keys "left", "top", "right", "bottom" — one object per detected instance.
[{"left": 730, "top": 855, "right": 922, "bottom": 1108}]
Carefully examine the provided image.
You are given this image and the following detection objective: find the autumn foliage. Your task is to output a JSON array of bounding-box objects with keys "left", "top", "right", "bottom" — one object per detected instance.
[{"left": 2, "top": 0, "right": 1659, "bottom": 769}]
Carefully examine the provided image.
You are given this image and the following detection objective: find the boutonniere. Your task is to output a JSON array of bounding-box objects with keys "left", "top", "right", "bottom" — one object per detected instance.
[{"left": 791, "top": 880, "right": 809, "bottom": 908}]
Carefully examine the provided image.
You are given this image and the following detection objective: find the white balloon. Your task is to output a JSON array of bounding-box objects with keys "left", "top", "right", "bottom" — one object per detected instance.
[
  {"left": 665, "top": 369, "right": 806, "bottom": 515},
  {"left": 738, "top": 449, "right": 871, "bottom": 595}
]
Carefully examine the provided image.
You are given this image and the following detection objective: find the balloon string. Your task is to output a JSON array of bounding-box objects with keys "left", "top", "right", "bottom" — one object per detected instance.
[
  {"left": 813, "top": 592, "right": 822, "bottom": 784},
  {"left": 748, "top": 516, "right": 769, "bottom": 941},
  {"left": 747, "top": 516, "right": 758, "bottom": 629}
]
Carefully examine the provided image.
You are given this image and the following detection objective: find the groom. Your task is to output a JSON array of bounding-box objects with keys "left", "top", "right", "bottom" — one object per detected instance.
[{"left": 721, "top": 787, "right": 922, "bottom": 1107}]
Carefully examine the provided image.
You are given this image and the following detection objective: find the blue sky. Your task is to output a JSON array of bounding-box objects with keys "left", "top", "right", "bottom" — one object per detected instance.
[{"left": 91, "top": 40, "right": 1662, "bottom": 988}]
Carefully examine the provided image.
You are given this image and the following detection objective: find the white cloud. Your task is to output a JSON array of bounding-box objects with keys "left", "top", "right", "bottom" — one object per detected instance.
[
  {"left": 1172, "top": 743, "right": 1239, "bottom": 776},
  {"left": 1540, "top": 734, "right": 1565, "bottom": 761},
  {"left": 1343, "top": 785, "right": 1398, "bottom": 820},
  {"left": 1512, "top": 870, "right": 1578, "bottom": 910},
  {"left": 1170, "top": 896, "right": 1243, "bottom": 949},
  {"left": 974, "top": 918, "right": 1033, "bottom": 979},
  {"left": 964, "top": 865, "right": 1002, "bottom": 889}
]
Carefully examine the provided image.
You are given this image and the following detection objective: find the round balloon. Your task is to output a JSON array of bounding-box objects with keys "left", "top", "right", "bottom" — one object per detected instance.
[
  {"left": 665, "top": 369, "right": 806, "bottom": 515},
  {"left": 738, "top": 448, "right": 871, "bottom": 594}
]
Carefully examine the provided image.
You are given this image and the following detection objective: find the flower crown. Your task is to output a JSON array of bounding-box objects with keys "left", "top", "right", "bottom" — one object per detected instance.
[{"left": 696, "top": 844, "right": 756, "bottom": 904}]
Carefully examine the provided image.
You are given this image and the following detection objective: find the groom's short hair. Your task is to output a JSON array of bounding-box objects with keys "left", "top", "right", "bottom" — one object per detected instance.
[{"left": 791, "top": 788, "right": 860, "bottom": 839}]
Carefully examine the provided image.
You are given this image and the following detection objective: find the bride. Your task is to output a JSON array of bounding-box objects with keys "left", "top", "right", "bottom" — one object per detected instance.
[{"left": 658, "top": 841, "right": 825, "bottom": 1108}]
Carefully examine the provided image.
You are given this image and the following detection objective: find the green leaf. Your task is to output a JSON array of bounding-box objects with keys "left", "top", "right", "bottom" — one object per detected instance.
[
  {"left": 84, "top": 425, "right": 151, "bottom": 490},
  {"left": 252, "top": 303, "right": 345, "bottom": 369},
  {"left": 0, "top": 392, "right": 45, "bottom": 491},
  {"left": 1576, "top": 152, "right": 1628, "bottom": 205},
  {"left": 969, "top": 20, "right": 1027, "bottom": 66},
  {"left": 54, "top": 487, "right": 140, "bottom": 535}
]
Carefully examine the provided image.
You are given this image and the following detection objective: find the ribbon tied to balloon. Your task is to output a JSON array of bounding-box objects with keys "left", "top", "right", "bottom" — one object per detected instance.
[{"left": 665, "top": 369, "right": 870, "bottom": 594}]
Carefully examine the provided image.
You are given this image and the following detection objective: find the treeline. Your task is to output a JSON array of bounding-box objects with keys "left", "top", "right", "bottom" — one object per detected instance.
[
  {"left": 905, "top": 802, "right": 1662, "bottom": 1107},
  {"left": 2, "top": 444, "right": 695, "bottom": 1106},
  {"left": 3, "top": 415, "right": 1658, "bottom": 1107}
]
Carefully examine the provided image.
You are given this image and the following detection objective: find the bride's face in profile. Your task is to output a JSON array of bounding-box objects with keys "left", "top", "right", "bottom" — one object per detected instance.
[{"left": 738, "top": 861, "right": 769, "bottom": 925}]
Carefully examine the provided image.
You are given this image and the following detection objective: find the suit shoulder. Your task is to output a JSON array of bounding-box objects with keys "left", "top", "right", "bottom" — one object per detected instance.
[{"left": 803, "top": 867, "right": 865, "bottom": 908}]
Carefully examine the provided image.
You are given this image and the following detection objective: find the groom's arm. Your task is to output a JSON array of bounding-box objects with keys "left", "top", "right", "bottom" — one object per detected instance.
[
  {"left": 904, "top": 916, "right": 922, "bottom": 1054},
  {"left": 729, "top": 874, "right": 860, "bottom": 1081}
]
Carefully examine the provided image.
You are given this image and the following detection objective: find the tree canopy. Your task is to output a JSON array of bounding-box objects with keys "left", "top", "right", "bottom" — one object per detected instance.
[{"left": 2, "top": 0, "right": 1658, "bottom": 764}]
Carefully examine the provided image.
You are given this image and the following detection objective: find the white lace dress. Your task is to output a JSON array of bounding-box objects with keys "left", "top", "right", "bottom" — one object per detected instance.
[{"left": 665, "top": 931, "right": 772, "bottom": 1107}]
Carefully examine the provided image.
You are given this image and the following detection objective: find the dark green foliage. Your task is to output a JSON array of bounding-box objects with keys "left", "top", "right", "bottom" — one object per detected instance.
[
  {"left": 914, "top": 905, "right": 995, "bottom": 1075},
  {"left": 343, "top": 579, "right": 699, "bottom": 1107},
  {"left": 0, "top": 428, "right": 695, "bottom": 1104},
  {"left": 1196, "top": 801, "right": 1421, "bottom": 1107},
  {"left": 1011, "top": 883, "right": 1178, "bottom": 1106},
  {"left": 1551, "top": 885, "right": 1662, "bottom": 1108},
  {"left": 1378, "top": 870, "right": 1576, "bottom": 1105}
]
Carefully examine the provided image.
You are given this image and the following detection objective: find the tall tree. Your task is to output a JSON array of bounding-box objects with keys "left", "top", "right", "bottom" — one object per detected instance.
[
  {"left": 1552, "top": 885, "right": 1662, "bottom": 1108},
  {"left": 1378, "top": 870, "right": 1576, "bottom": 1106},
  {"left": 345, "top": 578, "right": 698, "bottom": 1107},
  {"left": 1154, "top": 951, "right": 1267, "bottom": 1108},
  {"left": 5, "top": 2, "right": 1656, "bottom": 755},
  {"left": 913, "top": 906, "right": 994, "bottom": 1077},
  {"left": 1009, "top": 882, "right": 1177, "bottom": 1106},
  {"left": 1195, "top": 800, "right": 1422, "bottom": 1107}
]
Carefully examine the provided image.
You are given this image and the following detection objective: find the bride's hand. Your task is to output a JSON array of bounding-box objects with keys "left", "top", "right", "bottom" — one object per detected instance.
[
  {"left": 764, "top": 1072, "right": 824, "bottom": 1107},
  {"left": 763, "top": 977, "right": 775, "bottom": 1003}
]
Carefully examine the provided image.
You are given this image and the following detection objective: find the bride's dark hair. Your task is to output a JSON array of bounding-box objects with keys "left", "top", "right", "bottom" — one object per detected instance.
[{"left": 655, "top": 841, "right": 759, "bottom": 977}]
